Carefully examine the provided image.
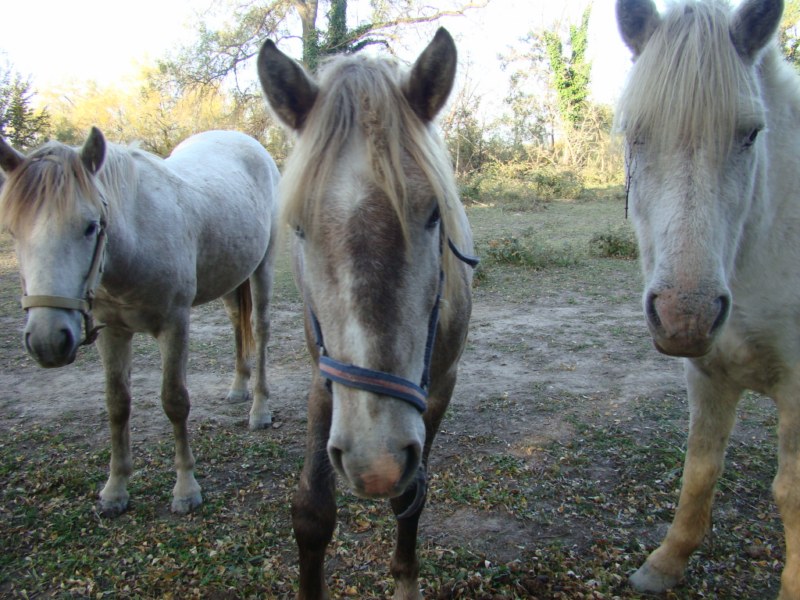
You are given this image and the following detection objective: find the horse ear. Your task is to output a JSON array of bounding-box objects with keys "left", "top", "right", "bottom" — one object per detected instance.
[
  {"left": 730, "top": 0, "right": 784, "bottom": 63},
  {"left": 616, "top": 0, "right": 661, "bottom": 57},
  {"left": 403, "top": 28, "right": 457, "bottom": 123},
  {"left": 80, "top": 127, "right": 106, "bottom": 175},
  {"left": 0, "top": 136, "right": 25, "bottom": 174},
  {"left": 257, "top": 40, "right": 319, "bottom": 131}
]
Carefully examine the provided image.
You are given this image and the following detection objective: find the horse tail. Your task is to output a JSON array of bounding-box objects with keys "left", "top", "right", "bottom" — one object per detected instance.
[{"left": 237, "top": 279, "right": 255, "bottom": 359}]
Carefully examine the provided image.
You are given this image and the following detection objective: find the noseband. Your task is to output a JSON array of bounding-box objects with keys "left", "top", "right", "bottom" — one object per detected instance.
[
  {"left": 20, "top": 213, "right": 108, "bottom": 346},
  {"left": 309, "top": 231, "right": 479, "bottom": 414}
]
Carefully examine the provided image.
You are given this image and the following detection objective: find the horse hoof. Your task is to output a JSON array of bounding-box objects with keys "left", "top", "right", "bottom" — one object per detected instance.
[
  {"left": 97, "top": 497, "right": 129, "bottom": 518},
  {"left": 225, "top": 390, "right": 251, "bottom": 404},
  {"left": 171, "top": 493, "right": 202, "bottom": 515},
  {"left": 629, "top": 562, "right": 682, "bottom": 593},
  {"left": 392, "top": 580, "right": 422, "bottom": 600},
  {"left": 248, "top": 411, "right": 273, "bottom": 430}
]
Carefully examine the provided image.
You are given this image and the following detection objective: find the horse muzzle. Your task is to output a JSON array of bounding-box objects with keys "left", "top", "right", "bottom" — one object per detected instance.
[
  {"left": 328, "top": 439, "right": 422, "bottom": 499},
  {"left": 23, "top": 307, "right": 84, "bottom": 368},
  {"left": 645, "top": 287, "right": 731, "bottom": 357},
  {"left": 327, "top": 391, "right": 425, "bottom": 499}
]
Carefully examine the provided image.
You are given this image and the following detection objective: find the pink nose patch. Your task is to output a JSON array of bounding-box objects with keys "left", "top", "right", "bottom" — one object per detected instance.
[{"left": 359, "top": 454, "right": 403, "bottom": 496}]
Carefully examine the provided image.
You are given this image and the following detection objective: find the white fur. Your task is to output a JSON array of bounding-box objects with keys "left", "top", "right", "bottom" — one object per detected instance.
[{"left": 617, "top": 0, "right": 800, "bottom": 597}]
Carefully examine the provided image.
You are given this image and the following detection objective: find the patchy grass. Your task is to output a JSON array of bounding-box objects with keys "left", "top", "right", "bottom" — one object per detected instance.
[
  {"left": 0, "top": 195, "right": 786, "bottom": 599},
  {"left": 0, "top": 392, "right": 782, "bottom": 598}
]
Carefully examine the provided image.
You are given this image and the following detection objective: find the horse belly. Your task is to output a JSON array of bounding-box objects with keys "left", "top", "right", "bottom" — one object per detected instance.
[{"left": 193, "top": 225, "right": 269, "bottom": 306}]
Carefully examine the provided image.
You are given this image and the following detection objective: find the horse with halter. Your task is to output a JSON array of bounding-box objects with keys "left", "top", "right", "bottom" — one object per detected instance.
[
  {"left": 257, "top": 28, "right": 477, "bottom": 599},
  {"left": 616, "top": 0, "right": 800, "bottom": 596},
  {"left": 0, "top": 128, "right": 280, "bottom": 515}
]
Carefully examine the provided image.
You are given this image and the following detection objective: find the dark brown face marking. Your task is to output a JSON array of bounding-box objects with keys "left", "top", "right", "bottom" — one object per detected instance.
[{"left": 345, "top": 192, "right": 407, "bottom": 370}]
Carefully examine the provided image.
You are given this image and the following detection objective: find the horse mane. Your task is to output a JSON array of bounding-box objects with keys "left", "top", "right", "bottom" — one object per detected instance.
[
  {"left": 0, "top": 140, "right": 138, "bottom": 236},
  {"left": 615, "top": 0, "right": 765, "bottom": 164},
  {"left": 280, "top": 51, "right": 468, "bottom": 299}
]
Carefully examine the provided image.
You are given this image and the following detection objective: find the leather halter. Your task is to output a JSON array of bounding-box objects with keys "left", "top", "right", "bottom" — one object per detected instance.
[
  {"left": 309, "top": 230, "right": 479, "bottom": 413},
  {"left": 20, "top": 210, "right": 108, "bottom": 346}
]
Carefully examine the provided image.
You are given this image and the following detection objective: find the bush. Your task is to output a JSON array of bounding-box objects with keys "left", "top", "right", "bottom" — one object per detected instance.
[
  {"left": 482, "top": 231, "right": 582, "bottom": 270},
  {"left": 588, "top": 227, "right": 639, "bottom": 259},
  {"left": 458, "top": 162, "right": 585, "bottom": 210}
]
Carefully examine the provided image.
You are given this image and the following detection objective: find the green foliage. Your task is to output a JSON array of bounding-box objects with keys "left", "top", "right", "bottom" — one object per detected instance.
[
  {"left": 460, "top": 161, "right": 584, "bottom": 209},
  {"left": 0, "top": 64, "right": 50, "bottom": 151},
  {"left": 543, "top": 6, "right": 592, "bottom": 128},
  {"left": 588, "top": 226, "right": 639, "bottom": 259},
  {"left": 780, "top": 0, "right": 800, "bottom": 69},
  {"left": 442, "top": 84, "right": 487, "bottom": 176},
  {"left": 481, "top": 228, "right": 582, "bottom": 270}
]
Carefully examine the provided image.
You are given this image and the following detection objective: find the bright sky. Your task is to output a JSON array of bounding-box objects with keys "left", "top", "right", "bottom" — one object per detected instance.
[{"left": 1, "top": 0, "right": 634, "bottom": 111}]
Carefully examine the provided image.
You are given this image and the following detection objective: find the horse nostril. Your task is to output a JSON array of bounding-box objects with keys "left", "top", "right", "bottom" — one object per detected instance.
[
  {"left": 401, "top": 443, "right": 422, "bottom": 485},
  {"left": 59, "top": 328, "right": 76, "bottom": 356},
  {"left": 645, "top": 292, "right": 662, "bottom": 330},
  {"left": 710, "top": 294, "right": 731, "bottom": 335},
  {"left": 329, "top": 445, "right": 344, "bottom": 475}
]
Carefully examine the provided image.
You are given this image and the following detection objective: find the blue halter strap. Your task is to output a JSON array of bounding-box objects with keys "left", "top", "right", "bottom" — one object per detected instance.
[{"left": 310, "top": 234, "right": 478, "bottom": 413}]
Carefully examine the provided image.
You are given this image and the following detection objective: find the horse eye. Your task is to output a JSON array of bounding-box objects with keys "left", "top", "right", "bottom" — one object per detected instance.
[
  {"left": 742, "top": 128, "right": 760, "bottom": 148},
  {"left": 84, "top": 222, "right": 99, "bottom": 237},
  {"left": 426, "top": 205, "right": 441, "bottom": 230}
]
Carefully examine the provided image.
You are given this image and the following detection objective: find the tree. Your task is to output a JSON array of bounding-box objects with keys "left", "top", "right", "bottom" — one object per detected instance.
[
  {"left": 44, "top": 66, "right": 254, "bottom": 157},
  {"left": 440, "top": 71, "right": 486, "bottom": 175},
  {"left": 780, "top": 0, "right": 799, "bottom": 69},
  {"left": 162, "top": 0, "right": 489, "bottom": 89},
  {"left": 0, "top": 63, "right": 50, "bottom": 151},
  {"left": 542, "top": 6, "right": 592, "bottom": 129},
  {"left": 497, "top": 32, "right": 559, "bottom": 154}
]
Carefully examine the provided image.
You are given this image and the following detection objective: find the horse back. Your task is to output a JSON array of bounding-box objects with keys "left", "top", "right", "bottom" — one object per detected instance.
[{"left": 131, "top": 131, "right": 279, "bottom": 307}]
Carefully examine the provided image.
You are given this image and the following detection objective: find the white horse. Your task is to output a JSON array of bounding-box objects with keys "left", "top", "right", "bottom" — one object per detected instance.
[
  {"left": 0, "top": 128, "right": 280, "bottom": 515},
  {"left": 616, "top": 0, "right": 800, "bottom": 597},
  {"left": 258, "top": 28, "right": 476, "bottom": 599}
]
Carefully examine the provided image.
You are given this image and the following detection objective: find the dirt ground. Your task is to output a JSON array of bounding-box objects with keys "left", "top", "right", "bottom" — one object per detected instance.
[
  {"left": 2, "top": 224, "right": 790, "bottom": 598},
  {"left": 0, "top": 252, "right": 688, "bottom": 554}
]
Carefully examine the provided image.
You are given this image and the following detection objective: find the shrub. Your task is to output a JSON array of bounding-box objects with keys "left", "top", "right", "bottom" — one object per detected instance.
[
  {"left": 458, "top": 162, "right": 585, "bottom": 210},
  {"left": 588, "top": 226, "right": 639, "bottom": 259},
  {"left": 482, "top": 231, "right": 582, "bottom": 270}
]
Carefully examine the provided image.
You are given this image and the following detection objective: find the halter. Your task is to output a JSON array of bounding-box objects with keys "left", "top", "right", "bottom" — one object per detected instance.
[
  {"left": 309, "top": 229, "right": 479, "bottom": 414},
  {"left": 20, "top": 206, "right": 109, "bottom": 346}
]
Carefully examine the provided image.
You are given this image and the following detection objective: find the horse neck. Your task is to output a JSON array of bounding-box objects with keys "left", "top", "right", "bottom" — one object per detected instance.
[
  {"left": 736, "top": 49, "right": 800, "bottom": 275},
  {"left": 95, "top": 145, "right": 141, "bottom": 269}
]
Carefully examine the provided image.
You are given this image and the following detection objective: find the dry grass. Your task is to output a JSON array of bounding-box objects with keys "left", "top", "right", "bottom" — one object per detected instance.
[{"left": 0, "top": 196, "right": 785, "bottom": 599}]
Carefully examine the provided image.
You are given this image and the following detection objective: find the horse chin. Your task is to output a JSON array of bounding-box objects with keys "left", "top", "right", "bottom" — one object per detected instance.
[
  {"left": 652, "top": 338, "right": 713, "bottom": 358},
  {"left": 346, "top": 479, "right": 411, "bottom": 501},
  {"left": 31, "top": 349, "right": 79, "bottom": 369}
]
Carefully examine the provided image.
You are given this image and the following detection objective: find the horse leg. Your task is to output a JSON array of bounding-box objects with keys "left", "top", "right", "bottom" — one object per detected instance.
[
  {"left": 247, "top": 240, "right": 276, "bottom": 430},
  {"left": 222, "top": 290, "right": 253, "bottom": 405},
  {"left": 388, "top": 371, "right": 455, "bottom": 600},
  {"left": 293, "top": 378, "right": 336, "bottom": 600},
  {"left": 96, "top": 328, "right": 134, "bottom": 516},
  {"left": 158, "top": 315, "right": 202, "bottom": 514},
  {"left": 630, "top": 361, "right": 741, "bottom": 592},
  {"left": 774, "top": 393, "right": 800, "bottom": 599}
]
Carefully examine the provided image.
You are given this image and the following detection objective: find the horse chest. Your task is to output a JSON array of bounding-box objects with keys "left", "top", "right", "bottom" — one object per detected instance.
[{"left": 695, "top": 326, "right": 789, "bottom": 395}]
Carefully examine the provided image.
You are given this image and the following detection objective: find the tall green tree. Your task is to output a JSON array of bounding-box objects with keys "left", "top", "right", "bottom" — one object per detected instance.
[
  {"left": 163, "top": 0, "right": 488, "bottom": 87},
  {"left": 0, "top": 64, "right": 50, "bottom": 151},
  {"left": 542, "top": 6, "right": 591, "bottom": 129}
]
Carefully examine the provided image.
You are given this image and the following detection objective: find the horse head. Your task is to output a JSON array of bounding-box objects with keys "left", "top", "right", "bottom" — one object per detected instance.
[
  {"left": 0, "top": 127, "right": 108, "bottom": 367},
  {"left": 258, "top": 29, "right": 460, "bottom": 499},
  {"left": 616, "top": 0, "right": 783, "bottom": 357}
]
